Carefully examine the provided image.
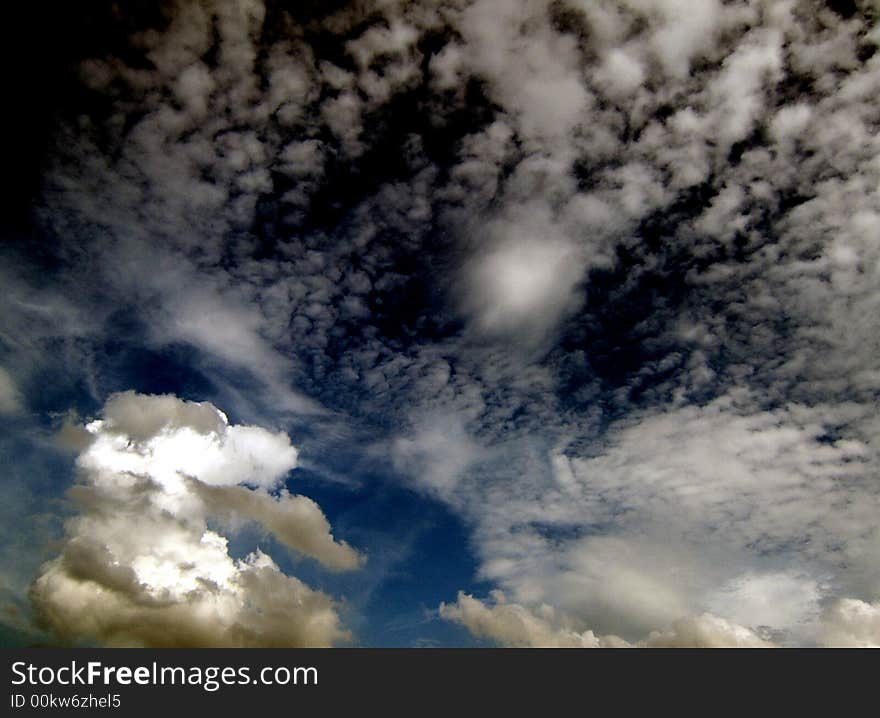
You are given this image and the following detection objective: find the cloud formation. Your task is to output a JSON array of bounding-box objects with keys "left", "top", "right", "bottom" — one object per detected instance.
[
  {"left": 0, "top": 366, "right": 22, "bottom": 414},
  {"left": 819, "top": 599, "right": 880, "bottom": 648},
  {"left": 458, "top": 204, "right": 585, "bottom": 345},
  {"left": 440, "top": 591, "right": 775, "bottom": 648},
  {"left": 30, "top": 391, "right": 361, "bottom": 647},
  {"left": 4, "top": 0, "right": 880, "bottom": 646},
  {"left": 440, "top": 591, "right": 628, "bottom": 648},
  {"left": 439, "top": 390, "right": 880, "bottom": 645}
]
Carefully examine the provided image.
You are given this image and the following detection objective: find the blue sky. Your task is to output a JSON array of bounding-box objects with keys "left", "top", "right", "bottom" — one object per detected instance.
[{"left": 2, "top": 0, "right": 880, "bottom": 647}]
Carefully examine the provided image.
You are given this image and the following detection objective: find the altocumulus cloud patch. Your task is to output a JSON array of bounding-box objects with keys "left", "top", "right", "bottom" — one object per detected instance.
[{"left": 3, "top": 0, "right": 880, "bottom": 647}]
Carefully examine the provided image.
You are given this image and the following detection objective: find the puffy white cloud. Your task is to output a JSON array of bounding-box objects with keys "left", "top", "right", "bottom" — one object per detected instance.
[
  {"left": 770, "top": 103, "right": 813, "bottom": 144},
  {"left": 621, "top": 0, "right": 728, "bottom": 79},
  {"left": 705, "top": 572, "right": 822, "bottom": 636},
  {"left": 562, "top": 395, "right": 874, "bottom": 565},
  {"left": 440, "top": 591, "right": 775, "bottom": 648},
  {"left": 33, "top": 548, "right": 348, "bottom": 648},
  {"left": 429, "top": 388, "right": 880, "bottom": 644},
  {"left": 707, "top": 28, "right": 784, "bottom": 147},
  {"left": 30, "top": 391, "right": 361, "bottom": 647},
  {"left": 458, "top": 205, "right": 585, "bottom": 344},
  {"left": 643, "top": 614, "right": 775, "bottom": 648}
]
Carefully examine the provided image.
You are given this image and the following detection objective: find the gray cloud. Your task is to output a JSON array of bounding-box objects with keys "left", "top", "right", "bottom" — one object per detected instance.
[{"left": 191, "top": 481, "right": 364, "bottom": 571}]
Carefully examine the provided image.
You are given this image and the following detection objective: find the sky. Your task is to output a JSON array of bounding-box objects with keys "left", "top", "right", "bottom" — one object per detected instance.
[{"left": 1, "top": 0, "right": 880, "bottom": 648}]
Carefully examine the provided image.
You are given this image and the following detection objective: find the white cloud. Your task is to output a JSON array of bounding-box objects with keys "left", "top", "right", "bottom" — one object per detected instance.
[
  {"left": 594, "top": 48, "right": 645, "bottom": 98},
  {"left": 707, "top": 28, "right": 784, "bottom": 147},
  {"left": 191, "top": 482, "right": 363, "bottom": 571},
  {"left": 818, "top": 598, "right": 880, "bottom": 648},
  {"left": 30, "top": 391, "right": 361, "bottom": 647},
  {"left": 643, "top": 613, "right": 775, "bottom": 648},
  {"left": 623, "top": 0, "right": 727, "bottom": 79},
  {"left": 440, "top": 591, "right": 775, "bottom": 648},
  {"left": 458, "top": 204, "right": 584, "bottom": 344},
  {"left": 83, "top": 391, "right": 298, "bottom": 490},
  {"left": 770, "top": 103, "right": 813, "bottom": 144},
  {"left": 32, "top": 548, "right": 348, "bottom": 648},
  {"left": 391, "top": 412, "right": 485, "bottom": 499},
  {"left": 439, "top": 591, "right": 628, "bottom": 648},
  {"left": 705, "top": 572, "right": 822, "bottom": 635},
  {"left": 455, "top": 0, "right": 591, "bottom": 144},
  {"left": 148, "top": 264, "right": 327, "bottom": 416},
  {"left": 0, "top": 366, "right": 22, "bottom": 414},
  {"left": 429, "top": 389, "right": 880, "bottom": 644}
]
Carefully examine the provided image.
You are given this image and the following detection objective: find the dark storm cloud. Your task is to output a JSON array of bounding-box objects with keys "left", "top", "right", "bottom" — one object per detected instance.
[{"left": 3, "top": 0, "right": 880, "bottom": 646}]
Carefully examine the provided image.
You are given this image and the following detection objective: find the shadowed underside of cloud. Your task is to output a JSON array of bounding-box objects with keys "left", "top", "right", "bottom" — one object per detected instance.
[
  {"left": 4, "top": 0, "right": 880, "bottom": 646},
  {"left": 30, "top": 391, "right": 362, "bottom": 647},
  {"left": 439, "top": 591, "right": 776, "bottom": 648},
  {"left": 441, "top": 590, "right": 880, "bottom": 649}
]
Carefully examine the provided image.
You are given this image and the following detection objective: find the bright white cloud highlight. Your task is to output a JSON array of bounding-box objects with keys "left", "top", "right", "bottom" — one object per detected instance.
[
  {"left": 439, "top": 591, "right": 776, "bottom": 648},
  {"left": 30, "top": 391, "right": 361, "bottom": 646}
]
